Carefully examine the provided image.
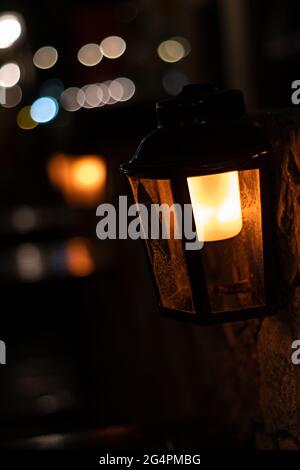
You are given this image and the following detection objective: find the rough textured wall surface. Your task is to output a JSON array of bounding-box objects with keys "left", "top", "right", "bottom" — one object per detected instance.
[{"left": 222, "top": 111, "right": 300, "bottom": 450}]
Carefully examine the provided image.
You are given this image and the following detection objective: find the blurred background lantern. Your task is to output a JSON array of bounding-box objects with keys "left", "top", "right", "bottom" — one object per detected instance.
[{"left": 121, "top": 84, "right": 278, "bottom": 324}]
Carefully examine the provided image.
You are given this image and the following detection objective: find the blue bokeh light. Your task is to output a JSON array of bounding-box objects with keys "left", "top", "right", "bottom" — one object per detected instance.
[
  {"left": 39, "top": 79, "right": 64, "bottom": 100},
  {"left": 30, "top": 97, "right": 59, "bottom": 123}
]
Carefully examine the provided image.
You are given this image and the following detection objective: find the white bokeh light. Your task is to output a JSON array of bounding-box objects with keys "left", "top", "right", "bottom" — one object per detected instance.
[
  {"left": 59, "top": 78, "right": 134, "bottom": 112},
  {"left": 102, "top": 81, "right": 117, "bottom": 105},
  {"left": 33, "top": 46, "right": 58, "bottom": 70},
  {"left": 80, "top": 85, "right": 94, "bottom": 108},
  {"left": 157, "top": 39, "right": 185, "bottom": 63},
  {"left": 84, "top": 84, "right": 102, "bottom": 107},
  {"left": 108, "top": 80, "right": 123, "bottom": 101},
  {"left": 60, "top": 87, "right": 85, "bottom": 112},
  {"left": 100, "top": 36, "right": 126, "bottom": 59},
  {"left": 0, "top": 13, "right": 22, "bottom": 49},
  {"left": 113, "top": 77, "right": 135, "bottom": 101},
  {"left": 77, "top": 43, "right": 103, "bottom": 66},
  {"left": 1, "top": 84, "right": 22, "bottom": 107},
  {"left": 0, "top": 63, "right": 20, "bottom": 87},
  {"left": 16, "top": 244, "right": 44, "bottom": 282},
  {"left": 93, "top": 83, "right": 108, "bottom": 107}
]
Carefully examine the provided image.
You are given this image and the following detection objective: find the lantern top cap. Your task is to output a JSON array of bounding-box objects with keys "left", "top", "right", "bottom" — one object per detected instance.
[
  {"left": 120, "top": 83, "right": 268, "bottom": 178},
  {"left": 156, "top": 84, "right": 246, "bottom": 127}
]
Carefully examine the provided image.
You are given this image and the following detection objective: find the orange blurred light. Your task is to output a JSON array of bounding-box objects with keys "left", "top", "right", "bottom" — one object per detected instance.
[
  {"left": 71, "top": 157, "right": 105, "bottom": 189},
  {"left": 66, "top": 237, "right": 95, "bottom": 277},
  {"left": 47, "top": 152, "right": 70, "bottom": 189},
  {"left": 47, "top": 153, "right": 106, "bottom": 206}
]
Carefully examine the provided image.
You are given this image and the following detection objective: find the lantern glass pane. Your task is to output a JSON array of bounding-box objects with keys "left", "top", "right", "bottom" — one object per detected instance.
[
  {"left": 196, "top": 169, "right": 265, "bottom": 313},
  {"left": 129, "top": 177, "right": 195, "bottom": 314}
]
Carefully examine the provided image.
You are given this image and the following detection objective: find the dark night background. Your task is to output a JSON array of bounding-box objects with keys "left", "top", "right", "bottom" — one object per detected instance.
[{"left": 0, "top": 0, "right": 299, "bottom": 450}]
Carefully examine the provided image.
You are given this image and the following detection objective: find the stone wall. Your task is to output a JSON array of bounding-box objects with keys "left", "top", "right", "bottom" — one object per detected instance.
[{"left": 223, "top": 111, "right": 300, "bottom": 449}]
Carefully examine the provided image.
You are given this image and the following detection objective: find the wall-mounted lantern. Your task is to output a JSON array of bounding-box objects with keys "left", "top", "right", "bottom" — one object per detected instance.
[{"left": 121, "top": 84, "right": 277, "bottom": 324}]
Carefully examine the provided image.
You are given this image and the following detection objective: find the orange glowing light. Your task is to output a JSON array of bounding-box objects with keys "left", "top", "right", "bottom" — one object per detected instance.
[
  {"left": 47, "top": 152, "right": 70, "bottom": 189},
  {"left": 47, "top": 153, "right": 106, "bottom": 206},
  {"left": 71, "top": 156, "right": 106, "bottom": 190},
  {"left": 66, "top": 237, "right": 95, "bottom": 277}
]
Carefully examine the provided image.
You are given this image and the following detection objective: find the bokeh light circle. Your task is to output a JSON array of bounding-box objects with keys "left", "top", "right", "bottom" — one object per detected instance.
[
  {"left": 84, "top": 84, "right": 102, "bottom": 107},
  {"left": 0, "top": 13, "right": 22, "bottom": 49},
  {"left": 39, "top": 78, "right": 64, "bottom": 99},
  {"left": 1, "top": 84, "right": 22, "bottom": 107},
  {"left": 157, "top": 39, "right": 185, "bottom": 63},
  {"left": 97, "top": 83, "right": 110, "bottom": 105},
  {"left": 77, "top": 43, "right": 103, "bottom": 66},
  {"left": 100, "top": 36, "right": 126, "bottom": 59},
  {"left": 162, "top": 69, "right": 189, "bottom": 95},
  {"left": 0, "top": 62, "right": 20, "bottom": 87},
  {"left": 17, "top": 106, "right": 38, "bottom": 130},
  {"left": 30, "top": 97, "right": 59, "bottom": 123},
  {"left": 33, "top": 46, "right": 58, "bottom": 70},
  {"left": 113, "top": 77, "right": 135, "bottom": 101},
  {"left": 60, "top": 87, "right": 84, "bottom": 112},
  {"left": 108, "top": 80, "right": 124, "bottom": 101}
]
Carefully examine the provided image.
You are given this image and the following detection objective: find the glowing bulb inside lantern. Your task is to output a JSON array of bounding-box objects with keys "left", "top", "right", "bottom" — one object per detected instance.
[{"left": 187, "top": 171, "right": 243, "bottom": 242}]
